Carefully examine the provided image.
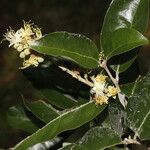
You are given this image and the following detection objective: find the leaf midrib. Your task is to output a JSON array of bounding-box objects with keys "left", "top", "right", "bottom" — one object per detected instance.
[
  {"left": 31, "top": 45, "right": 98, "bottom": 62},
  {"left": 137, "top": 109, "right": 150, "bottom": 134}
]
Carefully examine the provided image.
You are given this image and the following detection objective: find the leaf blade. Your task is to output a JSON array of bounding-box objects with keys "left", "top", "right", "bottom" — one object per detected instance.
[
  {"left": 127, "top": 72, "right": 150, "bottom": 139},
  {"left": 14, "top": 102, "right": 106, "bottom": 150},
  {"left": 71, "top": 127, "right": 122, "bottom": 150},
  {"left": 7, "top": 106, "right": 39, "bottom": 133},
  {"left": 40, "top": 89, "right": 79, "bottom": 109},
  {"left": 31, "top": 32, "right": 99, "bottom": 69},
  {"left": 25, "top": 100, "right": 59, "bottom": 123},
  {"left": 100, "top": 0, "right": 149, "bottom": 58},
  {"left": 102, "top": 28, "right": 149, "bottom": 59}
]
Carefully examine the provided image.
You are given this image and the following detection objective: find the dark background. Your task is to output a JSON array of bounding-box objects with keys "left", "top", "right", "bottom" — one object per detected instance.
[{"left": 0, "top": 0, "right": 149, "bottom": 149}]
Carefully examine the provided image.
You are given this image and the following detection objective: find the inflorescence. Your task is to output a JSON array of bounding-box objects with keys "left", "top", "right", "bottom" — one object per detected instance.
[
  {"left": 91, "top": 74, "right": 118, "bottom": 105},
  {"left": 59, "top": 65, "right": 119, "bottom": 106},
  {"left": 4, "top": 21, "right": 44, "bottom": 69}
]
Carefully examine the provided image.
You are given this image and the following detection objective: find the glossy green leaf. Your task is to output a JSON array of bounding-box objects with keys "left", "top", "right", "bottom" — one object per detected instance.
[
  {"left": 31, "top": 32, "right": 99, "bottom": 69},
  {"left": 110, "top": 56, "right": 137, "bottom": 73},
  {"left": 13, "top": 102, "right": 106, "bottom": 150},
  {"left": 40, "top": 89, "right": 80, "bottom": 109},
  {"left": 101, "top": 28, "right": 148, "bottom": 59},
  {"left": 70, "top": 127, "right": 122, "bottom": 150},
  {"left": 7, "top": 106, "right": 39, "bottom": 133},
  {"left": 132, "top": 0, "right": 149, "bottom": 33},
  {"left": 108, "top": 48, "right": 138, "bottom": 73},
  {"left": 25, "top": 100, "right": 59, "bottom": 123},
  {"left": 121, "top": 75, "right": 141, "bottom": 98},
  {"left": 120, "top": 82, "right": 135, "bottom": 98},
  {"left": 101, "top": 0, "right": 149, "bottom": 58},
  {"left": 127, "top": 72, "right": 150, "bottom": 139}
]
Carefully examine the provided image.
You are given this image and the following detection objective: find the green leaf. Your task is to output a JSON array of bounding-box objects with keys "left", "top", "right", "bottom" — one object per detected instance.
[
  {"left": 120, "top": 82, "right": 135, "bottom": 98},
  {"left": 110, "top": 56, "right": 137, "bottom": 73},
  {"left": 70, "top": 127, "right": 122, "bottom": 150},
  {"left": 7, "top": 106, "right": 39, "bottom": 133},
  {"left": 31, "top": 32, "right": 99, "bottom": 69},
  {"left": 25, "top": 100, "right": 59, "bottom": 123},
  {"left": 120, "top": 76, "right": 141, "bottom": 98},
  {"left": 40, "top": 89, "right": 80, "bottom": 109},
  {"left": 127, "top": 72, "right": 150, "bottom": 139},
  {"left": 108, "top": 48, "right": 138, "bottom": 73},
  {"left": 132, "top": 0, "right": 149, "bottom": 33},
  {"left": 13, "top": 102, "right": 106, "bottom": 150},
  {"left": 101, "top": 0, "right": 149, "bottom": 58},
  {"left": 101, "top": 28, "right": 148, "bottom": 59}
]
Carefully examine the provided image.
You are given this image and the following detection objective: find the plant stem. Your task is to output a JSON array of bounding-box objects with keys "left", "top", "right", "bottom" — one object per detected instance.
[
  {"left": 59, "top": 66, "right": 94, "bottom": 87},
  {"left": 101, "top": 60, "right": 128, "bottom": 108},
  {"left": 101, "top": 60, "right": 120, "bottom": 91}
]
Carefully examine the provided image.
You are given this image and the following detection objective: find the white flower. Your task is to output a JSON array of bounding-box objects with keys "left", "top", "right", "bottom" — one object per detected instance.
[
  {"left": 21, "top": 54, "right": 44, "bottom": 69},
  {"left": 4, "top": 21, "right": 44, "bottom": 69},
  {"left": 91, "top": 74, "right": 107, "bottom": 96},
  {"left": 91, "top": 82, "right": 105, "bottom": 95},
  {"left": 91, "top": 74, "right": 119, "bottom": 105},
  {"left": 106, "top": 86, "right": 118, "bottom": 99}
]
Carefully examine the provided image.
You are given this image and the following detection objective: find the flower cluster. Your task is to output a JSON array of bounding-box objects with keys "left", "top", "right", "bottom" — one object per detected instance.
[
  {"left": 91, "top": 74, "right": 118, "bottom": 105},
  {"left": 4, "top": 21, "right": 44, "bottom": 69}
]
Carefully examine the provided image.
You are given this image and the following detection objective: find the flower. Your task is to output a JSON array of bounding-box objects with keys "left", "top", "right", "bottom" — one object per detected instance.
[
  {"left": 95, "top": 95, "right": 108, "bottom": 105},
  {"left": 21, "top": 54, "right": 44, "bottom": 69},
  {"left": 95, "top": 74, "right": 107, "bottom": 83},
  {"left": 90, "top": 74, "right": 119, "bottom": 105},
  {"left": 106, "top": 86, "right": 118, "bottom": 99},
  {"left": 91, "top": 74, "right": 108, "bottom": 105},
  {"left": 91, "top": 74, "right": 107, "bottom": 96},
  {"left": 4, "top": 21, "right": 44, "bottom": 69}
]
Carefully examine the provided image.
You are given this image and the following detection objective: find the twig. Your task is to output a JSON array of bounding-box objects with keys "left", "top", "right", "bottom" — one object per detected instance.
[
  {"left": 101, "top": 60, "right": 120, "bottom": 91},
  {"left": 59, "top": 66, "right": 94, "bottom": 87},
  {"left": 101, "top": 60, "right": 128, "bottom": 108}
]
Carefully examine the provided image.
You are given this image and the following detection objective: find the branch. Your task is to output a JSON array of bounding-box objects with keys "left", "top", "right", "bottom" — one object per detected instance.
[
  {"left": 100, "top": 60, "right": 120, "bottom": 91},
  {"left": 59, "top": 66, "right": 94, "bottom": 87},
  {"left": 100, "top": 60, "right": 127, "bottom": 108}
]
